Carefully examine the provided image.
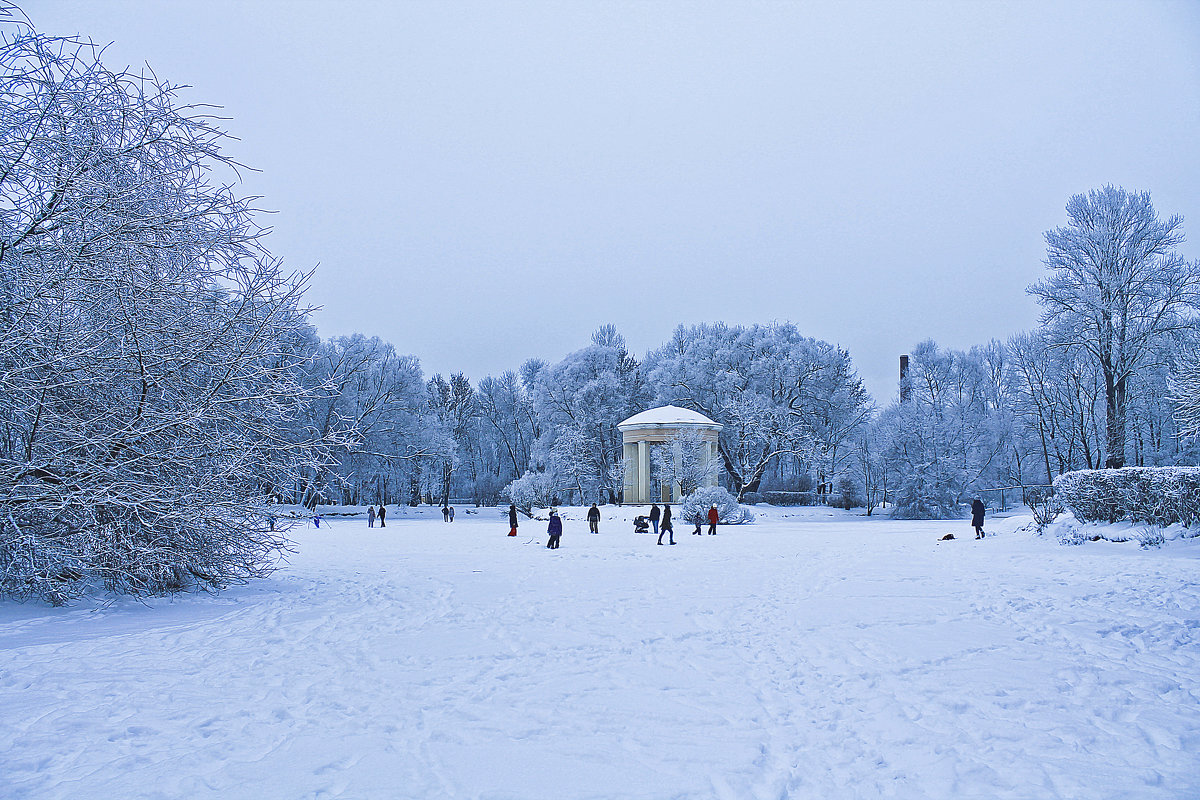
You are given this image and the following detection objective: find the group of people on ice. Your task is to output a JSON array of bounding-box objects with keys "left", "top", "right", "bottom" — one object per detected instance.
[
  {"left": 510, "top": 501, "right": 721, "bottom": 549},
  {"left": 637, "top": 502, "right": 720, "bottom": 544}
]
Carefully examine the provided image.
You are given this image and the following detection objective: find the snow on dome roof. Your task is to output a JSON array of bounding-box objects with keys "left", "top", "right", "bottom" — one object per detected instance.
[{"left": 617, "top": 405, "right": 722, "bottom": 430}]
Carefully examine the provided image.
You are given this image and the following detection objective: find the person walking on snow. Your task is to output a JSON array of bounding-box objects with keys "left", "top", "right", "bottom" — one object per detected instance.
[
  {"left": 587, "top": 503, "right": 601, "bottom": 533},
  {"left": 693, "top": 510, "right": 703, "bottom": 535},
  {"left": 448, "top": 506, "right": 455, "bottom": 522},
  {"left": 442, "top": 505, "right": 450, "bottom": 522},
  {"left": 707, "top": 504, "right": 719, "bottom": 535},
  {"left": 547, "top": 509, "right": 562, "bottom": 549},
  {"left": 508, "top": 504, "right": 519, "bottom": 537},
  {"left": 972, "top": 498, "right": 986, "bottom": 539},
  {"left": 367, "top": 505, "right": 375, "bottom": 527},
  {"left": 657, "top": 503, "right": 675, "bottom": 545},
  {"left": 649, "top": 503, "right": 660, "bottom": 536},
  {"left": 377, "top": 505, "right": 386, "bottom": 527},
  {"left": 313, "top": 513, "right": 322, "bottom": 529}
]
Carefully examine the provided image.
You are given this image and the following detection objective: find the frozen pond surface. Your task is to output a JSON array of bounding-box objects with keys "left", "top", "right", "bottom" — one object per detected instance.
[{"left": 3, "top": 506, "right": 1199, "bottom": 799}]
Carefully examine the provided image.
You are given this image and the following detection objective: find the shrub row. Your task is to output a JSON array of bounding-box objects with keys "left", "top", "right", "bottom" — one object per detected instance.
[{"left": 1054, "top": 467, "right": 1200, "bottom": 527}]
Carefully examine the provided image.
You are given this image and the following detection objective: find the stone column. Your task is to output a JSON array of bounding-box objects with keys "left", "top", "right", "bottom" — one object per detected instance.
[
  {"left": 672, "top": 443, "right": 683, "bottom": 502},
  {"left": 707, "top": 441, "right": 720, "bottom": 487},
  {"left": 637, "top": 440, "right": 650, "bottom": 504},
  {"left": 623, "top": 442, "right": 637, "bottom": 502}
]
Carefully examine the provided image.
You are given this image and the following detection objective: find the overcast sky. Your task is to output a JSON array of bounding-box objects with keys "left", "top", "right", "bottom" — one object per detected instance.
[{"left": 25, "top": 0, "right": 1200, "bottom": 403}]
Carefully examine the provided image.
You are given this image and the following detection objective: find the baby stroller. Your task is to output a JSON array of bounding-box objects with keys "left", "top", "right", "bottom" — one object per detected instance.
[{"left": 633, "top": 515, "right": 650, "bottom": 533}]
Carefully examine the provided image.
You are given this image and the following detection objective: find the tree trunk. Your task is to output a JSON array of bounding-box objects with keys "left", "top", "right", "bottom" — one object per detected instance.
[{"left": 1104, "top": 370, "right": 1127, "bottom": 468}]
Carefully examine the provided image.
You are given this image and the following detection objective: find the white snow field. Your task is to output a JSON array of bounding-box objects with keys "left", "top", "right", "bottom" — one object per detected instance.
[{"left": 2, "top": 506, "right": 1199, "bottom": 800}]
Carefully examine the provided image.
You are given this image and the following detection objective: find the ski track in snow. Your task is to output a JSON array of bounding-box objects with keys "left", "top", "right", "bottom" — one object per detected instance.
[{"left": 1, "top": 507, "right": 1199, "bottom": 799}]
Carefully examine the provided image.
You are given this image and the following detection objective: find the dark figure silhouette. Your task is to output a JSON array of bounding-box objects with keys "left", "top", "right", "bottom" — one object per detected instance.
[{"left": 657, "top": 503, "right": 675, "bottom": 545}]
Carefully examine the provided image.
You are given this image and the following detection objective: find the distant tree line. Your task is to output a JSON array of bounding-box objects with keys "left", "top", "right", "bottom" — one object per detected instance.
[{"left": 298, "top": 186, "right": 1199, "bottom": 522}]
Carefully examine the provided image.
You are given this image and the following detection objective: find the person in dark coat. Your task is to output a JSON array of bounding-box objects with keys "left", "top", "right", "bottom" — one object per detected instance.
[
  {"left": 313, "top": 513, "right": 322, "bottom": 529},
  {"left": 693, "top": 511, "right": 703, "bottom": 535},
  {"left": 587, "top": 503, "right": 601, "bottom": 533},
  {"left": 547, "top": 509, "right": 562, "bottom": 549},
  {"left": 442, "top": 505, "right": 450, "bottom": 522},
  {"left": 367, "top": 505, "right": 375, "bottom": 527},
  {"left": 448, "top": 506, "right": 455, "bottom": 522},
  {"left": 971, "top": 498, "right": 986, "bottom": 539},
  {"left": 649, "top": 503, "right": 660, "bottom": 535},
  {"left": 377, "top": 505, "right": 386, "bottom": 527},
  {"left": 707, "top": 505, "right": 719, "bottom": 535},
  {"left": 657, "top": 503, "right": 675, "bottom": 545},
  {"left": 508, "top": 504, "right": 519, "bottom": 537}
]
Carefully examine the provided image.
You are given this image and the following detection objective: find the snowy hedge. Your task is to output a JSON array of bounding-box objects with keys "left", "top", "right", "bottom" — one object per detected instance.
[
  {"left": 1054, "top": 467, "right": 1200, "bottom": 527},
  {"left": 680, "top": 487, "right": 755, "bottom": 525}
]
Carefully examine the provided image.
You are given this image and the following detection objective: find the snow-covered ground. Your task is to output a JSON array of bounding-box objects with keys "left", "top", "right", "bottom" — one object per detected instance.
[{"left": 3, "top": 505, "right": 1199, "bottom": 799}]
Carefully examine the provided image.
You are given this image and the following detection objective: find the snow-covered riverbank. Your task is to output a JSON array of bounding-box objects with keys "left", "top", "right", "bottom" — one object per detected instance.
[{"left": 3, "top": 506, "right": 1198, "bottom": 799}]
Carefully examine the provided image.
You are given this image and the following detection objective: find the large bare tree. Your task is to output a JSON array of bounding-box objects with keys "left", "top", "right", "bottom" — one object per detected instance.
[
  {"left": 1030, "top": 186, "right": 1200, "bottom": 468},
  {"left": 0, "top": 26, "right": 328, "bottom": 603}
]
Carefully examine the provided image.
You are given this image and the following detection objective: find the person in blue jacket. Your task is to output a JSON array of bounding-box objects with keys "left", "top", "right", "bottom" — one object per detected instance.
[{"left": 547, "top": 508, "right": 563, "bottom": 549}]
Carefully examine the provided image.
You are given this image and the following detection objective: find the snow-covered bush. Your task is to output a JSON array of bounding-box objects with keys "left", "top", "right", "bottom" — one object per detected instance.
[
  {"left": 1054, "top": 467, "right": 1200, "bottom": 528},
  {"left": 1137, "top": 526, "right": 1166, "bottom": 549},
  {"left": 1053, "top": 518, "right": 1089, "bottom": 546},
  {"left": 680, "top": 487, "right": 755, "bottom": 525},
  {"left": 503, "top": 471, "right": 556, "bottom": 514},
  {"left": 1026, "top": 486, "right": 1064, "bottom": 531}
]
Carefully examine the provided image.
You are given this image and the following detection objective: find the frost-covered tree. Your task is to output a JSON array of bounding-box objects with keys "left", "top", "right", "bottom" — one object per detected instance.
[
  {"left": 291, "top": 334, "right": 431, "bottom": 506},
  {"left": 0, "top": 27, "right": 328, "bottom": 602},
  {"left": 881, "top": 340, "right": 1011, "bottom": 518},
  {"left": 1171, "top": 337, "right": 1200, "bottom": 441},
  {"left": 529, "top": 326, "right": 648, "bottom": 503},
  {"left": 1008, "top": 328, "right": 1105, "bottom": 481},
  {"left": 1030, "top": 186, "right": 1200, "bottom": 468},
  {"left": 547, "top": 423, "right": 601, "bottom": 504},
  {"left": 425, "top": 373, "right": 476, "bottom": 506},
  {"left": 853, "top": 423, "right": 889, "bottom": 516},
  {"left": 651, "top": 429, "right": 718, "bottom": 497},
  {"left": 646, "top": 322, "right": 871, "bottom": 499},
  {"left": 476, "top": 370, "right": 537, "bottom": 482}
]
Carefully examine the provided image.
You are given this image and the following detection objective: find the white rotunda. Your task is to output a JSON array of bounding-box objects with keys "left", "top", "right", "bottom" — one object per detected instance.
[{"left": 617, "top": 405, "right": 723, "bottom": 503}]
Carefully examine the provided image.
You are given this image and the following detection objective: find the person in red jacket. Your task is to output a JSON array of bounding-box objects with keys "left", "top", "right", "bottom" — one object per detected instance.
[{"left": 707, "top": 504, "right": 719, "bottom": 535}]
